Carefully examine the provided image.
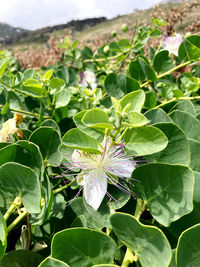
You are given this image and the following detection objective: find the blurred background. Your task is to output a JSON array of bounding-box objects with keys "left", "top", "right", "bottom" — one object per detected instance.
[{"left": 0, "top": 0, "right": 199, "bottom": 68}]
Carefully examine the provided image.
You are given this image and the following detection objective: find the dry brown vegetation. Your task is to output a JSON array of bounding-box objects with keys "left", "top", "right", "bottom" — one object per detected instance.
[{"left": 6, "top": 1, "right": 200, "bottom": 69}]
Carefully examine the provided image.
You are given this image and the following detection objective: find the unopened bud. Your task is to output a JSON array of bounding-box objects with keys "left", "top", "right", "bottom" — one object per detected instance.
[{"left": 121, "top": 24, "right": 128, "bottom": 33}]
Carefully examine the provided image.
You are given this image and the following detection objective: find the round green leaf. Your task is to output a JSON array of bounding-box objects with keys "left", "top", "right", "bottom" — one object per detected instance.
[
  {"left": 133, "top": 163, "right": 194, "bottom": 226},
  {"left": 176, "top": 224, "right": 200, "bottom": 267},
  {"left": 120, "top": 90, "right": 145, "bottom": 113},
  {"left": 178, "top": 35, "right": 200, "bottom": 61},
  {"left": 111, "top": 212, "right": 171, "bottom": 267},
  {"left": 39, "top": 257, "right": 70, "bottom": 267},
  {"left": 145, "top": 108, "right": 172, "bottom": 124},
  {"left": 0, "top": 250, "right": 43, "bottom": 267},
  {"left": 0, "top": 213, "right": 7, "bottom": 261},
  {"left": 92, "top": 265, "right": 119, "bottom": 267},
  {"left": 0, "top": 162, "right": 41, "bottom": 213},
  {"left": 51, "top": 228, "right": 120, "bottom": 267},
  {"left": 124, "top": 126, "right": 168, "bottom": 156},
  {"left": 147, "top": 123, "right": 190, "bottom": 165},
  {"left": 82, "top": 108, "right": 114, "bottom": 129},
  {"left": 189, "top": 139, "right": 200, "bottom": 172},
  {"left": 172, "top": 100, "right": 196, "bottom": 116},
  {"left": 170, "top": 110, "right": 200, "bottom": 142},
  {"left": 138, "top": 56, "right": 157, "bottom": 81},
  {"left": 0, "top": 141, "right": 43, "bottom": 179},
  {"left": 73, "top": 111, "right": 104, "bottom": 142},
  {"left": 62, "top": 128, "right": 100, "bottom": 153},
  {"left": 29, "top": 126, "right": 62, "bottom": 166},
  {"left": 123, "top": 112, "right": 149, "bottom": 128},
  {"left": 153, "top": 50, "right": 174, "bottom": 74}
]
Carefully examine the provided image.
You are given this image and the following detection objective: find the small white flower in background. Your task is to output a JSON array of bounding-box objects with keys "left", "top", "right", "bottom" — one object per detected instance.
[
  {"left": 79, "top": 70, "right": 97, "bottom": 89},
  {"left": 0, "top": 113, "right": 23, "bottom": 142},
  {"left": 66, "top": 138, "right": 135, "bottom": 210},
  {"left": 163, "top": 33, "right": 182, "bottom": 57}
]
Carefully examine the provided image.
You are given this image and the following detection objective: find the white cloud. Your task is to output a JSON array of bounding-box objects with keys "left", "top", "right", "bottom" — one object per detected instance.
[{"left": 0, "top": 0, "right": 161, "bottom": 30}]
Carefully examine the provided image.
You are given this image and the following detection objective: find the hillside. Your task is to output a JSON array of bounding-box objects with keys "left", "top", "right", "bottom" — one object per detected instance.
[
  {"left": 0, "top": 23, "right": 28, "bottom": 43},
  {"left": 2, "top": 0, "right": 200, "bottom": 68}
]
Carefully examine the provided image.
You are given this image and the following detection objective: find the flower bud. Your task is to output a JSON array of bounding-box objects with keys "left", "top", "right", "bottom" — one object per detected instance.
[
  {"left": 111, "top": 31, "right": 117, "bottom": 38},
  {"left": 103, "top": 45, "right": 110, "bottom": 54},
  {"left": 121, "top": 24, "right": 128, "bottom": 33}
]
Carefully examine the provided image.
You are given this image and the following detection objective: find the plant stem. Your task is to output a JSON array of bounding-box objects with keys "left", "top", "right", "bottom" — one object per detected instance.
[
  {"left": 155, "top": 95, "right": 200, "bottom": 109},
  {"left": 121, "top": 199, "right": 146, "bottom": 266},
  {"left": 134, "top": 198, "right": 146, "bottom": 221},
  {"left": 121, "top": 248, "right": 137, "bottom": 267},
  {"left": 53, "top": 180, "right": 75, "bottom": 195},
  {"left": 7, "top": 209, "right": 28, "bottom": 233},
  {"left": 3, "top": 197, "right": 21, "bottom": 221},
  {"left": 141, "top": 60, "right": 192, "bottom": 88},
  {"left": 0, "top": 104, "right": 51, "bottom": 118}
]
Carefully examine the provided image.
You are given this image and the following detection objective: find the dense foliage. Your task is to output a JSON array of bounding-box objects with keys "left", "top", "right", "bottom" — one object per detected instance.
[{"left": 0, "top": 19, "right": 200, "bottom": 266}]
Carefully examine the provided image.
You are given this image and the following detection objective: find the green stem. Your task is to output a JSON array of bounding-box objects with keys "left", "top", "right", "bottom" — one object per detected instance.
[
  {"left": 121, "top": 248, "right": 136, "bottom": 267},
  {"left": 53, "top": 180, "right": 75, "bottom": 195},
  {"left": 3, "top": 197, "right": 21, "bottom": 221},
  {"left": 155, "top": 95, "right": 200, "bottom": 109},
  {"left": 43, "top": 85, "right": 53, "bottom": 113},
  {"left": 141, "top": 60, "right": 192, "bottom": 88},
  {"left": 115, "top": 128, "right": 128, "bottom": 144},
  {"left": 134, "top": 198, "right": 146, "bottom": 221},
  {"left": 0, "top": 104, "right": 51, "bottom": 118},
  {"left": 7, "top": 209, "right": 28, "bottom": 233}
]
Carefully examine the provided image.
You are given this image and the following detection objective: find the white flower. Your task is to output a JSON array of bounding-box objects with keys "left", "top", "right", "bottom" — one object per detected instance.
[
  {"left": 79, "top": 70, "right": 97, "bottom": 89},
  {"left": 163, "top": 33, "right": 182, "bottom": 57},
  {"left": 69, "top": 138, "right": 135, "bottom": 210},
  {"left": 0, "top": 113, "right": 23, "bottom": 142}
]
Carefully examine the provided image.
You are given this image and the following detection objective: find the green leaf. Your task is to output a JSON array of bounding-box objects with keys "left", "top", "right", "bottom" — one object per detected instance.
[
  {"left": 41, "top": 119, "right": 60, "bottom": 133},
  {"left": 176, "top": 224, "right": 200, "bottom": 267},
  {"left": 171, "top": 100, "right": 196, "bottom": 116},
  {"left": 129, "top": 60, "right": 145, "bottom": 81},
  {"left": 49, "top": 78, "right": 66, "bottom": 94},
  {"left": 0, "top": 213, "right": 7, "bottom": 261},
  {"left": 92, "top": 265, "right": 120, "bottom": 267},
  {"left": 104, "top": 73, "right": 124, "bottom": 99},
  {"left": 43, "top": 69, "right": 53, "bottom": 81},
  {"left": 0, "top": 250, "right": 43, "bottom": 267},
  {"left": 29, "top": 126, "right": 62, "bottom": 166},
  {"left": 153, "top": 50, "right": 174, "bottom": 74},
  {"left": 145, "top": 108, "right": 172, "bottom": 124},
  {"left": 170, "top": 110, "right": 200, "bottom": 142},
  {"left": 22, "top": 78, "right": 44, "bottom": 97},
  {"left": 82, "top": 108, "right": 114, "bottom": 129},
  {"left": 39, "top": 257, "right": 70, "bottom": 267},
  {"left": 62, "top": 128, "right": 100, "bottom": 153},
  {"left": 0, "top": 59, "right": 9, "bottom": 78},
  {"left": 189, "top": 139, "right": 200, "bottom": 172},
  {"left": 146, "top": 123, "right": 190, "bottom": 165},
  {"left": 120, "top": 90, "right": 145, "bottom": 113},
  {"left": 138, "top": 56, "right": 157, "bottom": 81},
  {"left": 111, "top": 212, "right": 171, "bottom": 267},
  {"left": 73, "top": 111, "right": 104, "bottom": 142},
  {"left": 124, "top": 126, "right": 168, "bottom": 156},
  {"left": 53, "top": 88, "right": 71, "bottom": 109},
  {"left": 144, "top": 91, "right": 157, "bottom": 109},
  {"left": 0, "top": 163, "right": 41, "bottom": 213},
  {"left": 133, "top": 163, "right": 194, "bottom": 226},
  {"left": 31, "top": 174, "right": 53, "bottom": 225},
  {"left": 104, "top": 73, "right": 139, "bottom": 99},
  {"left": 178, "top": 35, "right": 200, "bottom": 61},
  {"left": 51, "top": 228, "right": 120, "bottom": 267},
  {"left": 123, "top": 112, "right": 149, "bottom": 127},
  {"left": 70, "top": 198, "right": 103, "bottom": 229}
]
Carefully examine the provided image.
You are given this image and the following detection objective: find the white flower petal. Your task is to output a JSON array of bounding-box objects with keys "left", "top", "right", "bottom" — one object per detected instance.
[
  {"left": 105, "top": 159, "right": 135, "bottom": 178},
  {"left": 84, "top": 170, "right": 107, "bottom": 210}
]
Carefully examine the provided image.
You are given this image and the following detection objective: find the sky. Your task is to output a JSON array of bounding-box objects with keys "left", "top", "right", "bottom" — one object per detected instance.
[{"left": 0, "top": 0, "right": 162, "bottom": 30}]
